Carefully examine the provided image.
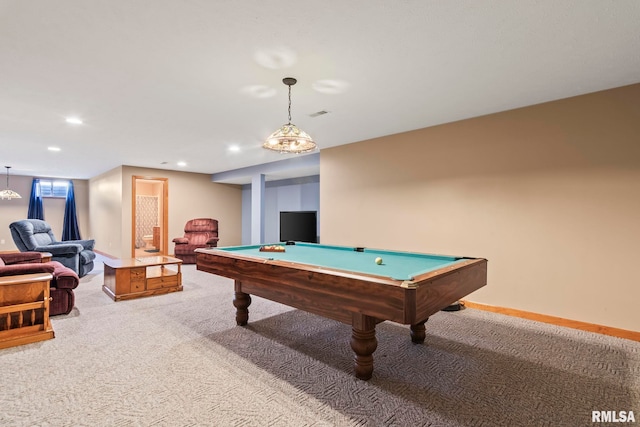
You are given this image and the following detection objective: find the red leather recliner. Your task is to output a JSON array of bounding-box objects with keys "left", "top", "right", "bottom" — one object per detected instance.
[{"left": 172, "top": 218, "right": 219, "bottom": 264}]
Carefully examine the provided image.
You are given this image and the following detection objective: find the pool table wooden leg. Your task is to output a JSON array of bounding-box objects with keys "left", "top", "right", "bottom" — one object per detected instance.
[
  {"left": 410, "top": 319, "right": 428, "bottom": 343},
  {"left": 233, "top": 280, "right": 251, "bottom": 326},
  {"left": 350, "top": 313, "right": 378, "bottom": 380}
]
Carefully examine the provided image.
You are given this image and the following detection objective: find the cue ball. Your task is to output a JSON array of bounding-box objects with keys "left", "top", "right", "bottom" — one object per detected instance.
[{"left": 375, "top": 257, "right": 383, "bottom": 265}]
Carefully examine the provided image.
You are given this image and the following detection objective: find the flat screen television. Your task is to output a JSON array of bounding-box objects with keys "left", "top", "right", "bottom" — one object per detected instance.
[{"left": 279, "top": 211, "right": 317, "bottom": 243}]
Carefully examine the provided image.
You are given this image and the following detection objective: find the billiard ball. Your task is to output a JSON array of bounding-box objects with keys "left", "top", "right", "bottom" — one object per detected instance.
[{"left": 375, "top": 257, "right": 383, "bottom": 265}]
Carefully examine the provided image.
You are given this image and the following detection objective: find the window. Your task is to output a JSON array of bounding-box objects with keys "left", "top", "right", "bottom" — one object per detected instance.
[{"left": 39, "top": 180, "right": 70, "bottom": 198}]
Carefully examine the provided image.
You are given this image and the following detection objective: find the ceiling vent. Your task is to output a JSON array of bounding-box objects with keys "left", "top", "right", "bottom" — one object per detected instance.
[{"left": 309, "top": 110, "right": 329, "bottom": 118}]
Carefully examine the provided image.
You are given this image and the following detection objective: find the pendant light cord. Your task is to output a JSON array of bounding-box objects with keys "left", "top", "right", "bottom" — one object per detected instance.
[{"left": 287, "top": 84, "right": 292, "bottom": 124}]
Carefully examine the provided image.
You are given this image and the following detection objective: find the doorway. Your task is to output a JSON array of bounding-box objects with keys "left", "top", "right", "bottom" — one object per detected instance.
[{"left": 132, "top": 176, "right": 168, "bottom": 258}]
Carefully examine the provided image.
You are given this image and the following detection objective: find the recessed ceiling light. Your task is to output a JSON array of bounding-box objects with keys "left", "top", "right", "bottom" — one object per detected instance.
[
  {"left": 312, "top": 79, "right": 350, "bottom": 94},
  {"left": 65, "top": 116, "right": 83, "bottom": 125},
  {"left": 48, "top": 146, "right": 61, "bottom": 152},
  {"left": 240, "top": 85, "right": 276, "bottom": 99},
  {"left": 177, "top": 161, "right": 187, "bottom": 167},
  {"left": 253, "top": 47, "right": 297, "bottom": 69},
  {"left": 228, "top": 145, "right": 240, "bottom": 152}
]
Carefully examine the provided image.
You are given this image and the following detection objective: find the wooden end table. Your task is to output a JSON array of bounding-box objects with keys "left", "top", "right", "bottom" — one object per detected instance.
[
  {"left": 0, "top": 273, "right": 55, "bottom": 349},
  {"left": 102, "top": 256, "right": 183, "bottom": 301}
]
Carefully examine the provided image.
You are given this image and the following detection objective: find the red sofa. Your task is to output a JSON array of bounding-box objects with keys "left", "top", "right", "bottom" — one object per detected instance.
[{"left": 0, "top": 252, "right": 80, "bottom": 315}]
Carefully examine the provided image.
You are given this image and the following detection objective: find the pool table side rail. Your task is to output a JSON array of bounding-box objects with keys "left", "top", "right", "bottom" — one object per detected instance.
[
  {"left": 221, "top": 242, "right": 463, "bottom": 262},
  {"left": 409, "top": 258, "right": 488, "bottom": 322},
  {"left": 196, "top": 250, "right": 406, "bottom": 324},
  {"left": 196, "top": 249, "right": 487, "bottom": 325},
  {"left": 196, "top": 247, "right": 479, "bottom": 288}
]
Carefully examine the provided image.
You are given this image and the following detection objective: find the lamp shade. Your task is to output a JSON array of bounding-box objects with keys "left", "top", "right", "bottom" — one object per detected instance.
[
  {"left": 264, "top": 123, "right": 316, "bottom": 154},
  {"left": 0, "top": 189, "right": 22, "bottom": 200}
]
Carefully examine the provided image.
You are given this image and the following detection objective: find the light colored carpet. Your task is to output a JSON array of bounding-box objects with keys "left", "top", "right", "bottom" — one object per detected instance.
[{"left": 1, "top": 255, "right": 638, "bottom": 426}]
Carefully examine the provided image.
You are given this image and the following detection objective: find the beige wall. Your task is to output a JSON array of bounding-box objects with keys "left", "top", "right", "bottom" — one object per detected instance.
[
  {"left": 90, "top": 166, "right": 242, "bottom": 258},
  {"left": 320, "top": 84, "right": 640, "bottom": 332},
  {"left": 0, "top": 175, "right": 90, "bottom": 250},
  {"left": 88, "top": 166, "right": 124, "bottom": 257}
]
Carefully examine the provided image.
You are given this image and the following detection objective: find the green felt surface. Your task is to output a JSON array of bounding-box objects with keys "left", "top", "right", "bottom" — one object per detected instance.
[{"left": 218, "top": 242, "right": 464, "bottom": 281}]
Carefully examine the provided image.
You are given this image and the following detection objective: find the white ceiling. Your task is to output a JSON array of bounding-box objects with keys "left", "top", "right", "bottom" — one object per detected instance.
[{"left": 2, "top": 1, "right": 639, "bottom": 183}]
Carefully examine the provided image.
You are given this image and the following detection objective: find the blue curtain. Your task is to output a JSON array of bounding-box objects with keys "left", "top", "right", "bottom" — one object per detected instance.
[
  {"left": 27, "top": 178, "right": 45, "bottom": 220},
  {"left": 62, "top": 181, "right": 81, "bottom": 240}
]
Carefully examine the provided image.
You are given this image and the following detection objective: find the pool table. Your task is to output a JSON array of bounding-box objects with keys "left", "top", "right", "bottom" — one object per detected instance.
[{"left": 196, "top": 242, "right": 487, "bottom": 380}]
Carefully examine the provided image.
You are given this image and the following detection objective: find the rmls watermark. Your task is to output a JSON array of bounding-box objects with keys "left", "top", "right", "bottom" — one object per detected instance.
[{"left": 592, "top": 411, "right": 635, "bottom": 423}]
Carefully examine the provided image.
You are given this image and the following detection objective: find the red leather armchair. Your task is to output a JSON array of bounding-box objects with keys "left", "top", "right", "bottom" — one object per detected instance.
[
  {"left": 172, "top": 218, "right": 219, "bottom": 264},
  {"left": 0, "top": 252, "right": 80, "bottom": 315}
]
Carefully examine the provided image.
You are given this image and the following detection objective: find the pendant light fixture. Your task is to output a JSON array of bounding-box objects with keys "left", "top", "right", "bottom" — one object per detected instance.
[
  {"left": 263, "top": 77, "right": 317, "bottom": 154},
  {"left": 0, "top": 166, "right": 22, "bottom": 200}
]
